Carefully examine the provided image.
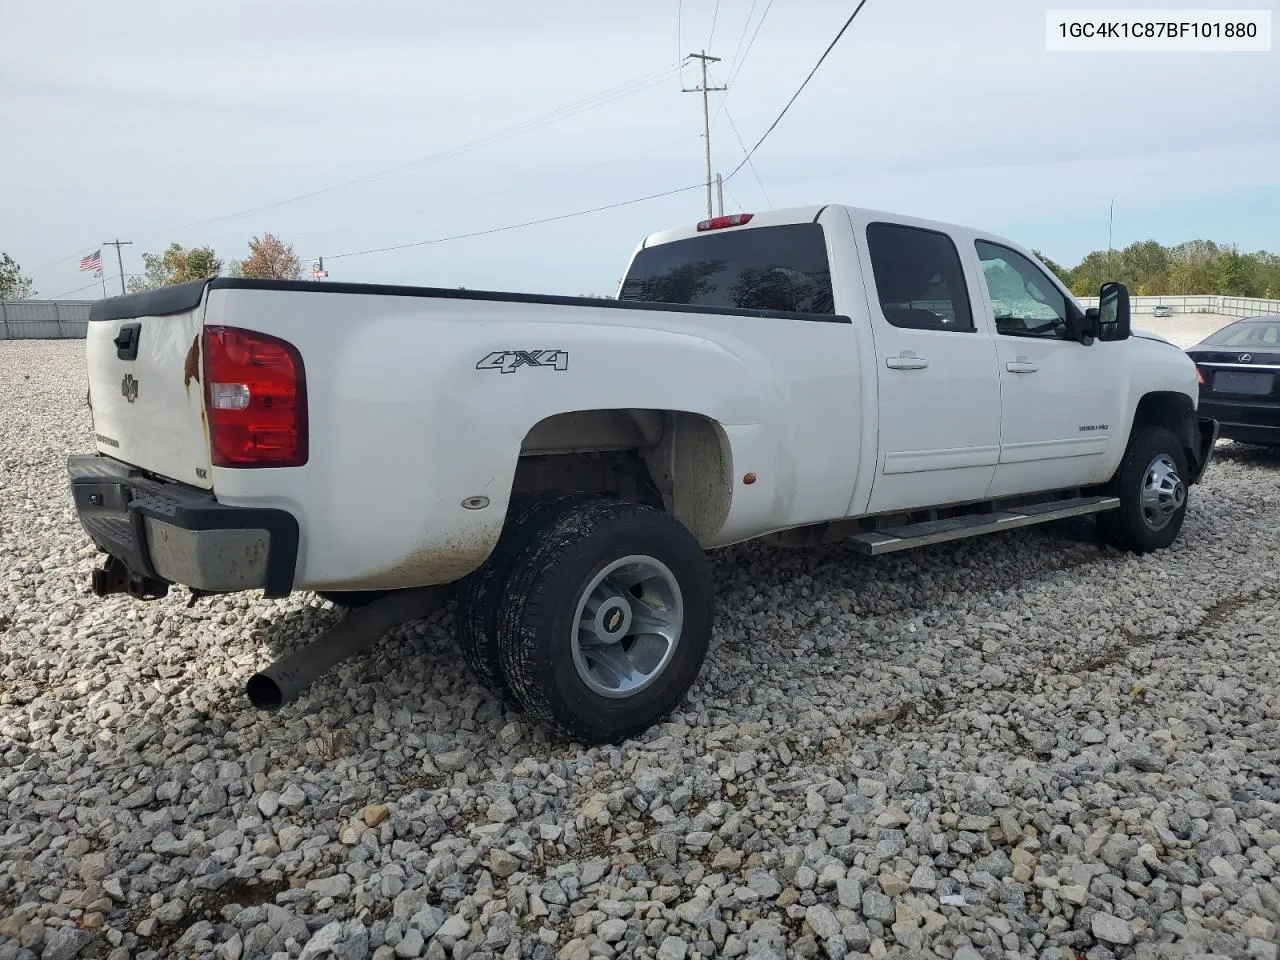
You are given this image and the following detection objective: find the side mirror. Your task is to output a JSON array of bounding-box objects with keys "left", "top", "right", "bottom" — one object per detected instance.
[{"left": 1098, "top": 281, "right": 1131, "bottom": 341}]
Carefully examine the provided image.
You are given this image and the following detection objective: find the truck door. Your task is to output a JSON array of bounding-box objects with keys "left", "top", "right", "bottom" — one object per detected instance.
[
  {"left": 857, "top": 218, "right": 1003, "bottom": 514},
  {"left": 971, "top": 240, "right": 1128, "bottom": 497}
]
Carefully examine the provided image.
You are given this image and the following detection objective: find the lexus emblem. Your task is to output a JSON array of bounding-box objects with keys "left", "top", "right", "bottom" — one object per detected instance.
[
  {"left": 121, "top": 374, "right": 139, "bottom": 403},
  {"left": 1239, "top": 354, "right": 1252, "bottom": 362}
]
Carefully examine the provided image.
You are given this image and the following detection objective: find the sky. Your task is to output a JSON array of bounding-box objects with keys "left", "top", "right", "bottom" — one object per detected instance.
[{"left": 2, "top": 0, "right": 1278, "bottom": 300}]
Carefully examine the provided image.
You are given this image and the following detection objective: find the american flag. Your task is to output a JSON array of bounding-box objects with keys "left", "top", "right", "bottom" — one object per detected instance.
[{"left": 80, "top": 250, "right": 103, "bottom": 278}]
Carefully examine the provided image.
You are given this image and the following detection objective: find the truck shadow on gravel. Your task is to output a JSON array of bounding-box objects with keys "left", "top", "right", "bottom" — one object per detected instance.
[
  {"left": 711, "top": 516, "right": 1108, "bottom": 621},
  {"left": 224, "top": 499, "right": 1230, "bottom": 751},
  {"left": 223, "top": 519, "right": 1115, "bottom": 743},
  {"left": 1212, "top": 439, "right": 1280, "bottom": 465}
]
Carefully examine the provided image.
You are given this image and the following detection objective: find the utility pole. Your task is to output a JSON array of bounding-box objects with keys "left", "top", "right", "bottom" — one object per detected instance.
[
  {"left": 102, "top": 239, "right": 133, "bottom": 296},
  {"left": 1106, "top": 199, "right": 1114, "bottom": 279},
  {"left": 682, "top": 51, "right": 726, "bottom": 220}
]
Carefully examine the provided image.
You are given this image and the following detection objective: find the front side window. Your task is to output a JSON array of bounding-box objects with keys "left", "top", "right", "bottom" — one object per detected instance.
[
  {"left": 866, "top": 222, "right": 974, "bottom": 332},
  {"left": 975, "top": 241, "right": 1071, "bottom": 340},
  {"left": 618, "top": 223, "right": 834, "bottom": 314}
]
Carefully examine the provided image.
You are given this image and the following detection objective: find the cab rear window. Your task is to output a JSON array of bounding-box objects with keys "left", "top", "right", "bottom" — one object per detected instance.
[{"left": 619, "top": 223, "right": 835, "bottom": 314}]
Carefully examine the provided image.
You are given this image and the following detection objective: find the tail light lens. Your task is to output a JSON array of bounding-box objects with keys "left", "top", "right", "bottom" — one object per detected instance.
[
  {"left": 696, "top": 213, "right": 754, "bottom": 231},
  {"left": 1196, "top": 365, "right": 1206, "bottom": 386},
  {"left": 203, "top": 326, "right": 308, "bottom": 467}
]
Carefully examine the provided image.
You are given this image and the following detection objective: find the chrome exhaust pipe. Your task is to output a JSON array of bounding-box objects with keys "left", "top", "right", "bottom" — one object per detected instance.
[{"left": 246, "top": 586, "right": 450, "bottom": 711}]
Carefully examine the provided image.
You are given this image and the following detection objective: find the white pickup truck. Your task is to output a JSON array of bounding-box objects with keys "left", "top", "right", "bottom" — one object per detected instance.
[{"left": 69, "top": 204, "right": 1217, "bottom": 742}]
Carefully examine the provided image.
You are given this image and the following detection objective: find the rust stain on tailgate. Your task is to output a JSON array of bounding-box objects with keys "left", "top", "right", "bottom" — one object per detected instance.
[{"left": 183, "top": 333, "right": 201, "bottom": 391}]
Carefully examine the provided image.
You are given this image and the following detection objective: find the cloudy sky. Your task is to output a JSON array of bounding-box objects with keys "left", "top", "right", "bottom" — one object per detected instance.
[{"left": 3, "top": 0, "right": 1277, "bottom": 299}]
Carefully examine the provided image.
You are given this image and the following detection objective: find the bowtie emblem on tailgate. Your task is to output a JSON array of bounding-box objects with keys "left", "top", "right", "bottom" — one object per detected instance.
[{"left": 121, "top": 374, "right": 139, "bottom": 403}]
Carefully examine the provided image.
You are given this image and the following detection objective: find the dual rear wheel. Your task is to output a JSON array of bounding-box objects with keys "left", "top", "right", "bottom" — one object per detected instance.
[{"left": 455, "top": 496, "right": 713, "bottom": 744}]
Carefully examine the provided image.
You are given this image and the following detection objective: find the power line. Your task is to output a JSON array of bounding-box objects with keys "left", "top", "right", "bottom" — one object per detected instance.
[
  {"left": 324, "top": 183, "right": 703, "bottom": 262},
  {"left": 292, "top": 135, "right": 699, "bottom": 247},
  {"left": 143, "top": 67, "right": 680, "bottom": 237},
  {"left": 676, "top": 0, "right": 685, "bottom": 82},
  {"left": 707, "top": 0, "right": 722, "bottom": 48},
  {"left": 52, "top": 273, "right": 143, "bottom": 299},
  {"left": 722, "top": 106, "right": 772, "bottom": 206},
  {"left": 52, "top": 277, "right": 110, "bottom": 298},
  {"left": 726, "top": 0, "right": 872, "bottom": 183},
  {"left": 724, "top": 0, "right": 761, "bottom": 81},
  {"left": 727, "top": 0, "right": 775, "bottom": 88},
  {"left": 31, "top": 65, "right": 681, "bottom": 273},
  {"left": 711, "top": 0, "right": 775, "bottom": 128}
]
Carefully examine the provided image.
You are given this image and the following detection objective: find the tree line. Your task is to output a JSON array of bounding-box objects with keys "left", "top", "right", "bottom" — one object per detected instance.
[
  {"left": 1035, "top": 240, "right": 1280, "bottom": 300},
  {"left": 0, "top": 233, "right": 304, "bottom": 300},
  {"left": 126, "top": 234, "right": 304, "bottom": 292}
]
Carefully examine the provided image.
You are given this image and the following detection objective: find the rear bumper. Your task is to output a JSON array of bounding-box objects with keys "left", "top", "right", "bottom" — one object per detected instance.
[
  {"left": 68, "top": 454, "right": 299, "bottom": 598},
  {"left": 1197, "top": 398, "right": 1280, "bottom": 446}
]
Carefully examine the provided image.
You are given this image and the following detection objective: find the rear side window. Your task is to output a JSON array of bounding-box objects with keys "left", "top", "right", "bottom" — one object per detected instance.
[
  {"left": 866, "top": 222, "right": 974, "bottom": 332},
  {"left": 619, "top": 223, "right": 835, "bottom": 314},
  {"left": 1202, "top": 319, "right": 1280, "bottom": 346}
]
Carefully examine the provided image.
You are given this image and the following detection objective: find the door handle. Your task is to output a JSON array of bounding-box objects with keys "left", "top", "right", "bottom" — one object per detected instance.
[
  {"left": 114, "top": 322, "right": 141, "bottom": 362},
  {"left": 886, "top": 356, "right": 929, "bottom": 370},
  {"left": 1006, "top": 360, "right": 1038, "bottom": 373}
]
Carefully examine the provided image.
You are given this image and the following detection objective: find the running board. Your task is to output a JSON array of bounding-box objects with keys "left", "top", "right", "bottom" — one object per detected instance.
[{"left": 846, "top": 495, "right": 1120, "bottom": 556}]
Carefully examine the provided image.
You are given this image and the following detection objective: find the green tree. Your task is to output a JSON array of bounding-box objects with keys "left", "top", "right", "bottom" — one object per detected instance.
[
  {"left": 1250, "top": 252, "right": 1280, "bottom": 298},
  {"left": 127, "top": 243, "right": 222, "bottom": 293},
  {"left": 1068, "top": 251, "right": 1114, "bottom": 297},
  {"left": 1031, "top": 250, "right": 1073, "bottom": 287},
  {"left": 1116, "top": 240, "right": 1170, "bottom": 295},
  {"left": 1207, "top": 247, "right": 1260, "bottom": 296},
  {"left": 1052, "top": 237, "right": 1280, "bottom": 298},
  {"left": 230, "top": 233, "right": 302, "bottom": 280},
  {"left": 0, "top": 252, "right": 36, "bottom": 300}
]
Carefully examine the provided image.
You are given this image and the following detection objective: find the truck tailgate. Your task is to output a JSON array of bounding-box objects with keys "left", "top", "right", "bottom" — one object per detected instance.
[{"left": 87, "top": 303, "right": 212, "bottom": 489}]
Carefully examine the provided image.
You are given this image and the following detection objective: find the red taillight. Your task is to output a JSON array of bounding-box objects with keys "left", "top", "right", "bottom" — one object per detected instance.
[
  {"left": 1196, "top": 365, "right": 1206, "bottom": 386},
  {"left": 696, "top": 213, "right": 754, "bottom": 232},
  {"left": 203, "top": 326, "right": 307, "bottom": 468}
]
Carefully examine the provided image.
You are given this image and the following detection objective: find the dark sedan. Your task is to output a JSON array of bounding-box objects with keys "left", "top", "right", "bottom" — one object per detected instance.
[{"left": 1187, "top": 315, "right": 1280, "bottom": 447}]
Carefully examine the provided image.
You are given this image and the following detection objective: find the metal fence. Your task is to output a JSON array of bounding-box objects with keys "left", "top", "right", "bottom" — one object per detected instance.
[
  {"left": 1075, "top": 294, "right": 1280, "bottom": 316},
  {"left": 0, "top": 301, "right": 93, "bottom": 340}
]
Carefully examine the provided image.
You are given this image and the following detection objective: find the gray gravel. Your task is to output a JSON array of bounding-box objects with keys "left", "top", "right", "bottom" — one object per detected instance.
[{"left": 2, "top": 338, "right": 1279, "bottom": 960}]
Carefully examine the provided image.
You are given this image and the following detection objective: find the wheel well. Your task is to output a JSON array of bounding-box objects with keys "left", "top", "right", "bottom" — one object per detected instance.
[
  {"left": 512, "top": 409, "right": 733, "bottom": 541},
  {"left": 1132, "top": 392, "right": 1195, "bottom": 453}
]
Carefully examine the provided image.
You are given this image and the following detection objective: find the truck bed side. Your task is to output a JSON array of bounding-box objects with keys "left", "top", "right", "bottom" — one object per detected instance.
[{"left": 202, "top": 280, "right": 865, "bottom": 589}]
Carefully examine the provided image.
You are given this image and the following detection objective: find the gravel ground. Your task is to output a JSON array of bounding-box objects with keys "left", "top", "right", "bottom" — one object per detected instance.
[
  {"left": 2, "top": 338, "right": 1279, "bottom": 960},
  {"left": 1135, "top": 314, "right": 1237, "bottom": 350}
]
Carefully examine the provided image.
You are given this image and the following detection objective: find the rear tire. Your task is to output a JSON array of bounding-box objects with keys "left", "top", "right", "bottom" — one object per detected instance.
[
  {"left": 1098, "top": 426, "right": 1189, "bottom": 553},
  {"left": 496, "top": 499, "right": 713, "bottom": 744},
  {"left": 454, "top": 494, "right": 598, "bottom": 708}
]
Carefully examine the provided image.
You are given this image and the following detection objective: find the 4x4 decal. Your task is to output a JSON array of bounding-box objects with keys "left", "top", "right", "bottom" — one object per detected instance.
[{"left": 476, "top": 350, "right": 569, "bottom": 374}]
